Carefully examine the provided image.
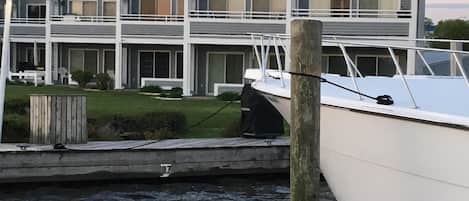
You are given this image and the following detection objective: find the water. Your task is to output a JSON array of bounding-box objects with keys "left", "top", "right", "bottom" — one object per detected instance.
[{"left": 0, "top": 175, "right": 336, "bottom": 201}]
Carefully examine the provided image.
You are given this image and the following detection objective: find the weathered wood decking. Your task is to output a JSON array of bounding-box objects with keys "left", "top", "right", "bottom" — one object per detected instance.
[{"left": 0, "top": 137, "right": 290, "bottom": 183}]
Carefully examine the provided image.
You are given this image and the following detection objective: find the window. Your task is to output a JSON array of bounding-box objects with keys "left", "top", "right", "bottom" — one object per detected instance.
[
  {"left": 253, "top": 0, "right": 270, "bottom": 12},
  {"left": 27, "top": 4, "right": 46, "bottom": 18},
  {"left": 324, "top": 55, "right": 347, "bottom": 76},
  {"left": 140, "top": 0, "right": 173, "bottom": 15},
  {"left": 26, "top": 48, "right": 46, "bottom": 67},
  {"left": 331, "top": 0, "right": 350, "bottom": 17},
  {"left": 268, "top": 54, "right": 285, "bottom": 70},
  {"left": 103, "top": 0, "right": 116, "bottom": 16},
  {"left": 70, "top": 0, "right": 98, "bottom": 16},
  {"left": 296, "top": 0, "right": 308, "bottom": 9},
  {"left": 176, "top": 52, "right": 183, "bottom": 78},
  {"left": 357, "top": 56, "right": 396, "bottom": 76},
  {"left": 139, "top": 51, "right": 171, "bottom": 78},
  {"left": 207, "top": 53, "right": 244, "bottom": 94},
  {"left": 104, "top": 50, "right": 115, "bottom": 74},
  {"left": 69, "top": 49, "right": 98, "bottom": 74}
]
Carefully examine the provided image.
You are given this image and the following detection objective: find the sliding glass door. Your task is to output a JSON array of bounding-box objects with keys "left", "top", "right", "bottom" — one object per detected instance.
[
  {"left": 207, "top": 53, "right": 244, "bottom": 94},
  {"left": 139, "top": 51, "right": 171, "bottom": 79},
  {"left": 69, "top": 49, "right": 98, "bottom": 74},
  {"left": 140, "top": 0, "right": 173, "bottom": 15},
  {"left": 70, "top": 0, "right": 98, "bottom": 16}
]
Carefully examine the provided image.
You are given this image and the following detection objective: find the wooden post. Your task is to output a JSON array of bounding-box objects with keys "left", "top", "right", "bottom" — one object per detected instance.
[
  {"left": 30, "top": 95, "right": 87, "bottom": 144},
  {"left": 290, "top": 20, "right": 322, "bottom": 201}
]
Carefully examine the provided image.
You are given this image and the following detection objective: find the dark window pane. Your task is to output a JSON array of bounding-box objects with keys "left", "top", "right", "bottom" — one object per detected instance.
[
  {"left": 198, "top": 0, "right": 208, "bottom": 10},
  {"left": 297, "top": 0, "right": 309, "bottom": 9},
  {"left": 84, "top": 50, "right": 98, "bottom": 74},
  {"left": 226, "top": 54, "right": 243, "bottom": 83},
  {"left": 155, "top": 52, "right": 170, "bottom": 78},
  {"left": 28, "top": 6, "right": 39, "bottom": 18},
  {"left": 104, "top": 51, "right": 115, "bottom": 73},
  {"left": 378, "top": 57, "right": 396, "bottom": 76},
  {"left": 176, "top": 52, "right": 183, "bottom": 78},
  {"left": 357, "top": 57, "right": 377, "bottom": 76},
  {"left": 328, "top": 56, "right": 347, "bottom": 76},
  {"left": 140, "top": 52, "right": 154, "bottom": 78}
]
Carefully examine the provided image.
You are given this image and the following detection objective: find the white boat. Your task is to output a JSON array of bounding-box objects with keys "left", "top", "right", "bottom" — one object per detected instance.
[{"left": 246, "top": 34, "right": 469, "bottom": 201}]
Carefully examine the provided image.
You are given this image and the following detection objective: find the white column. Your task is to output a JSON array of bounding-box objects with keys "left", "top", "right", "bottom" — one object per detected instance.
[
  {"left": 114, "top": 0, "right": 123, "bottom": 89},
  {"left": 53, "top": 43, "right": 59, "bottom": 81},
  {"left": 45, "top": 0, "right": 52, "bottom": 84},
  {"left": 450, "top": 42, "right": 463, "bottom": 76},
  {"left": 407, "top": 0, "right": 425, "bottom": 75},
  {"left": 0, "top": 0, "right": 13, "bottom": 141},
  {"left": 182, "top": 0, "right": 192, "bottom": 96}
]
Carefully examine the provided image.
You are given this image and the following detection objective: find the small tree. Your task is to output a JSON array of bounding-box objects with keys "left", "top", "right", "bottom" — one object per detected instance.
[
  {"left": 432, "top": 19, "right": 469, "bottom": 50},
  {"left": 72, "top": 71, "right": 94, "bottom": 88},
  {"left": 96, "top": 73, "right": 112, "bottom": 90}
]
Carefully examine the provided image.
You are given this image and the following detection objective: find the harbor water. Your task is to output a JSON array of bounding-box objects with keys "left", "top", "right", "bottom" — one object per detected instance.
[{"left": 0, "top": 175, "right": 336, "bottom": 201}]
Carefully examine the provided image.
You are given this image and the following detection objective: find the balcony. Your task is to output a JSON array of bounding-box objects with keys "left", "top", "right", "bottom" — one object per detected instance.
[
  {"left": 292, "top": 8, "right": 411, "bottom": 18},
  {"left": 190, "top": 10, "right": 286, "bottom": 20},
  {"left": 50, "top": 15, "right": 116, "bottom": 23},
  {"left": 120, "top": 14, "right": 183, "bottom": 22}
]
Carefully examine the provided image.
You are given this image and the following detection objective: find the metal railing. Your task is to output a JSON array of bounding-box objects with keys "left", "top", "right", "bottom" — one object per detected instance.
[
  {"left": 190, "top": 10, "right": 287, "bottom": 20},
  {"left": 250, "top": 33, "right": 469, "bottom": 109},
  {"left": 292, "top": 9, "right": 412, "bottom": 18},
  {"left": 0, "top": 18, "right": 46, "bottom": 24},
  {"left": 121, "top": 14, "right": 184, "bottom": 22},
  {"left": 51, "top": 15, "right": 116, "bottom": 22}
]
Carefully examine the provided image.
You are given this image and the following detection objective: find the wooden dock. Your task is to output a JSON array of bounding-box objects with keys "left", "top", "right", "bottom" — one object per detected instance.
[{"left": 0, "top": 137, "right": 289, "bottom": 183}]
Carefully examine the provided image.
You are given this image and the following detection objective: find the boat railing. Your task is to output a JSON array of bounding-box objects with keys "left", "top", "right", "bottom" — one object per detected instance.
[{"left": 250, "top": 33, "right": 469, "bottom": 109}]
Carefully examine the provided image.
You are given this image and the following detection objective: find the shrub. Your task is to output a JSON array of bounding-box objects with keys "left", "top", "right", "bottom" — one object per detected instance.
[
  {"left": 2, "top": 114, "right": 29, "bottom": 143},
  {"left": 137, "top": 112, "right": 187, "bottom": 134},
  {"left": 222, "top": 118, "right": 241, "bottom": 138},
  {"left": 72, "top": 71, "right": 94, "bottom": 88},
  {"left": 141, "top": 85, "right": 162, "bottom": 93},
  {"left": 217, "top": 92, "right": 241, "bottom": 102},
  {"left": 5, "top": 98, "right": 29, "bottom": 115},
  {"left": 144, "top": 128, "right": 178, "bottom": 140},
  {"left": 96, "top": 73, "right": 112, "bottom": 90}
]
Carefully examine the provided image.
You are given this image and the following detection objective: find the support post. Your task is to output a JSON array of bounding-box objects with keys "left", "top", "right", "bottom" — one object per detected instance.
[
  {"left": 0, "top": 0, "right": 13, "bottom": 142},
  {"left": 290, "top": 20, "right": 322, "bottom": 201},
  {"left": 114, "top": 0, "right": 123, "bottom": 89},
  {"left": 45, "top": 0, "right": 52, "bottom": 85},
  {"left": 450, "top": 42, "right": 463, "bottom": 76}
]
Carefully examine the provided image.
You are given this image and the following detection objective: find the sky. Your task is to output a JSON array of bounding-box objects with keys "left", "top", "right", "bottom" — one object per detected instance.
[{"left": 426, "top": 0, "right": 469, "bottom": 23}]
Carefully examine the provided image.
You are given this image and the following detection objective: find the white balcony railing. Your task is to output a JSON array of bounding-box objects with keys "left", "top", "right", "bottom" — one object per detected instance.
[
  {"left": 51, "top": 15, "right": 116, "bottom": 23},
  {"left": 0, "top": 18, "right": 46, "bottom": 24},
  {"left": 121, "top": 14, "right": 184, "bottom": 22},
  {"left": 292, "top": 9, "right": 412, "bottom": 18},
  {"left": 190, "top": 10, "right": 287, "bottom": 20}
]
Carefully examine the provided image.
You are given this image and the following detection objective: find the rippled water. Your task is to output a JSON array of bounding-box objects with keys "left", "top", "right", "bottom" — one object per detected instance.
[{"left": 0, "top": 175, "right": 336, "bottom": 201}]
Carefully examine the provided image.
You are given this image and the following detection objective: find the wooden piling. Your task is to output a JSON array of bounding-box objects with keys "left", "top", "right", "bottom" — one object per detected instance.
[
  {"left": 30, "top": 95, "right": 87, "bottom": 144},
  {"left": 290, "top": 20, "right": 322, "bottom": 201}
]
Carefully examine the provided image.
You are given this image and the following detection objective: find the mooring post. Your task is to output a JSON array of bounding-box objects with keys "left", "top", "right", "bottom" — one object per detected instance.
[{"left": 290, "top": 20, "right": 322, "bottom": 201}]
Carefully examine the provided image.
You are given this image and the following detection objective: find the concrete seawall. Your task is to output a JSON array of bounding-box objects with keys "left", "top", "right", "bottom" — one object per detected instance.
[{"left": 0, "top": 138, "right": 290, "bottom": 183}]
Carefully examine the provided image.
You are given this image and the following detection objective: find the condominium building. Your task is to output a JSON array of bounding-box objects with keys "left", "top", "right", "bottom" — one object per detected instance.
[{"left": 0, "top": 0, "right": 425, "bottom": 96}]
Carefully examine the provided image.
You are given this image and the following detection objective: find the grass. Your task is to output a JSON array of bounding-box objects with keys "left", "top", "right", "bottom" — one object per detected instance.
[{"left": 6, "top": 85, "right": 240, "bottom": 138}]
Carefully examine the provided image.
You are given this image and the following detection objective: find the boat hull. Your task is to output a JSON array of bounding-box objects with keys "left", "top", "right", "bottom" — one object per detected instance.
[{"left": 260, "top": 91, "right": 469, "bottom": 201}]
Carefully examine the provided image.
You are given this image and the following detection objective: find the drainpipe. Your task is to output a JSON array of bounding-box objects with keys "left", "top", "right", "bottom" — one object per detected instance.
[{"left": 0, "top": 0, "right": 13, "bottom": 142}]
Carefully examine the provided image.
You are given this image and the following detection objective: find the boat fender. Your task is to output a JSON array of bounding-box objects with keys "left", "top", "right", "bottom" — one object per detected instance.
[{"left": 376, "top": 95, "right": 394, "bottom": 105}]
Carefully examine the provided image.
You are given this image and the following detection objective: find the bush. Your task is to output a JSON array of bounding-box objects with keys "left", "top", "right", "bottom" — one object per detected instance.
[
  {"left": 217, "top": 92, "right": 241, "bottom": 101},
  {"left": 159, "top": 87, "right": 183, "bottom": 98},
  {"left": 222, "top": 118, "right": 241, "bottom": 138},
  {"left": 72, "top": 71, "right": 94, "bottom": 88},
  {"left": 137, "top": 112, "right": 187, "bottom": 134},
  {"left": 5, "top": 98, "right": 29, "bottom": 115},
  {"left": 2, "top": 114, "right": 29, "bottom": 143},
  {"left": 141, "top": 85, "right": 162, "bottom": 93},
  {"left": 96, "top": 73, "right": 112, "bottom": 90},
  {"left": 144, "top": 128, "right": 178, "bottom": 140}
]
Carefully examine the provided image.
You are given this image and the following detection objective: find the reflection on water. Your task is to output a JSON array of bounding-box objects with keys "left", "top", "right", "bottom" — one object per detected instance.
[{"left": 0, "top": 175, "right": 336, "bottom": 201}]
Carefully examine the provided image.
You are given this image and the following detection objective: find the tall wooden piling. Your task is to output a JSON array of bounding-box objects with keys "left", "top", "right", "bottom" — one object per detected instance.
[{"left": 290, "top": 20, "right": 322, "bottom": 201}]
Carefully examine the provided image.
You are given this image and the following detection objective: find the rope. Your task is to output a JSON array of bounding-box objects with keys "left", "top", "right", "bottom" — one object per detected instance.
[
  {"left": 188, "top": 100, "right": 234, "bottom": 130},
  {"left": 288, "top": 71, "right": 394, "bottom": 105}
]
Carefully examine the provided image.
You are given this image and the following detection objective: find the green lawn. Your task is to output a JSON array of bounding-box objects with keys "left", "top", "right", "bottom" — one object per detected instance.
[{"left": 6, "top": 85, "right": 240, "bottom": 138}]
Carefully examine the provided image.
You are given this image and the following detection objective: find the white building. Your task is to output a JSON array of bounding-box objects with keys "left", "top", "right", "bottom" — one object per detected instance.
[{"left": 0, "top": 0, "right": 425, "bottom": 95}]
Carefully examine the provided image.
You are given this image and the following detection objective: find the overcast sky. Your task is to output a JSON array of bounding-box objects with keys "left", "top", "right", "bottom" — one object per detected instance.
[{"left": 426, "top": 0, "right": 469, "bottom": 22}]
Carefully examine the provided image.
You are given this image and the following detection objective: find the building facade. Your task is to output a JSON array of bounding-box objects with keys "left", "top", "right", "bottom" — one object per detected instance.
[{"left": 0, "top": 0, "right": 425, "bottom": 95}]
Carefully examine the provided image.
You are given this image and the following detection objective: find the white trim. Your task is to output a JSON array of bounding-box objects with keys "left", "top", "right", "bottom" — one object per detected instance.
[
  {"left": 213, "top": 83, "right": 244, "bottom": 96},
  {"left": 141, "top": 77, "right": 183, "bottom": 89},
  {"left": 205, "top": 51, "right": 245, "bottom": 95}
]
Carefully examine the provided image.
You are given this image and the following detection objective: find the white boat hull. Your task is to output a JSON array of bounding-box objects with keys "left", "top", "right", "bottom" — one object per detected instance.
[{"left": 260, "top": 92, "right": 469, "bottom": 201}]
